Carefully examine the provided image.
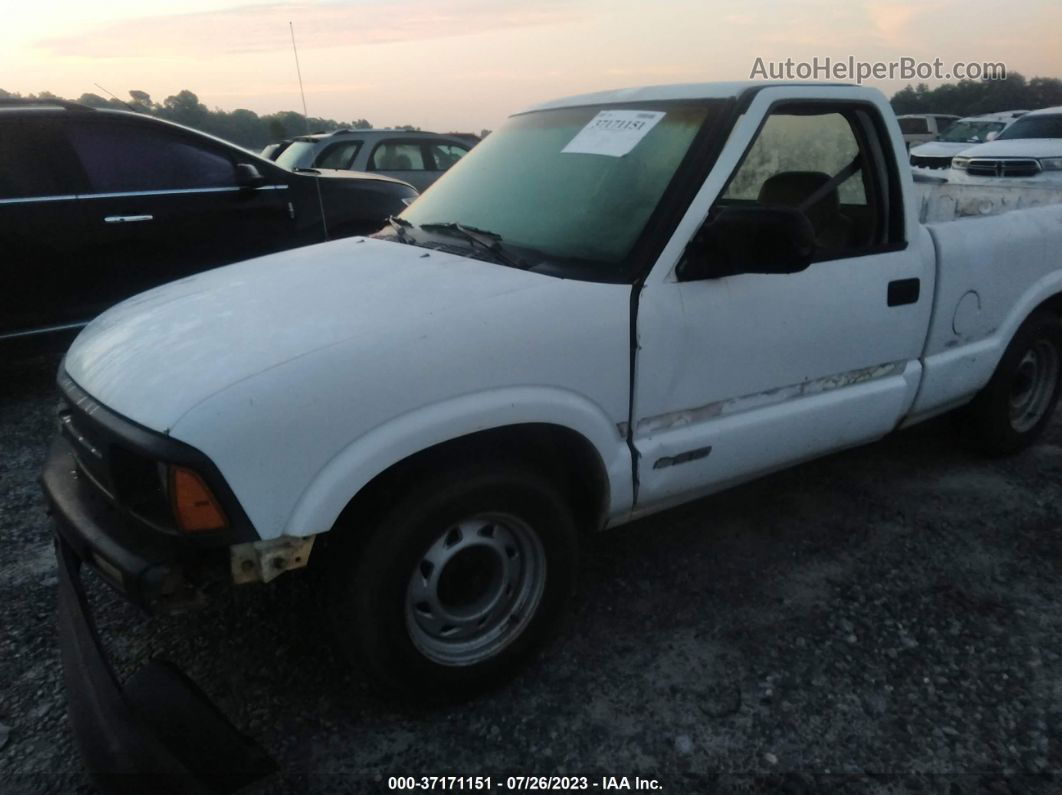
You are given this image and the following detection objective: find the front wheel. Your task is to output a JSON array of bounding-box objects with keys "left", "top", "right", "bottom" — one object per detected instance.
[
  {"left": 963, "top": 310, "right": 1062, "bottom": 454},
  {"left": 326, "top": 463, "right": 578, "bottom": 699}
]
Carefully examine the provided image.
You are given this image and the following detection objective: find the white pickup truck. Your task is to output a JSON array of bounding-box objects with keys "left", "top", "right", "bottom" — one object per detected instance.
[{"left": 44, "top": 81, "right": 1062, "bottom": 785}]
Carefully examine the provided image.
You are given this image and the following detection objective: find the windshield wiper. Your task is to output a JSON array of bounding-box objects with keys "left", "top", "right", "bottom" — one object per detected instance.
[
  {"left": 418, "top": 222, "right": 529, "bottom": 270},
  {"left": 387, "top": 215, "right": 415, "bottom": 243}
]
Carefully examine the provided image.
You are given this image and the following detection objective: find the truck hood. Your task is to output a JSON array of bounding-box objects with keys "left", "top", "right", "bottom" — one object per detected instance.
[
  {"left": 955, "top": 138, "right": 1062, "bottom": 158},
  {"left": 64, "top": 237, "right": 550, "bottom": 432}
]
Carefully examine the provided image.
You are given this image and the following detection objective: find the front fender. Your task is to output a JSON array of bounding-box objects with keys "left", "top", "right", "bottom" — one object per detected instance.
[{"left": 282, "top": 386, "right": 633, "bottom": 538}]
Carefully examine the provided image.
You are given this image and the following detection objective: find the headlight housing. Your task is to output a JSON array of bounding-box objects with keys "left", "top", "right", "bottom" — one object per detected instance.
[
  {"left": 1038, "top": 157, "right": 1062, "bottom": 171},
  {"left": 951, "top": 157, "right": 970, "bottom": 170}
]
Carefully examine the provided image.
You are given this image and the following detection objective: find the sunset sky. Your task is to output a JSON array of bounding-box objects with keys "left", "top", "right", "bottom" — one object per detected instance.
[{"left": 5, "top": 0, "right": 1061, "bottom": 132}]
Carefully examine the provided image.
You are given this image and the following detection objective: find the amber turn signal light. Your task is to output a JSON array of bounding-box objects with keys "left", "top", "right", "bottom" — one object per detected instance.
[{"left": 170, "top": 466, "right": 228, "bottom": 533}]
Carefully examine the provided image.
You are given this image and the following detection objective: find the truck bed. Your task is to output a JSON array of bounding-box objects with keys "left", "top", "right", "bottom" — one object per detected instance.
[
  {"left": 907, "top": 200, "right": 1062, "bottom": 421},
  {"left": 915, "top": 178, "right": 1062, "bottom": 223}
]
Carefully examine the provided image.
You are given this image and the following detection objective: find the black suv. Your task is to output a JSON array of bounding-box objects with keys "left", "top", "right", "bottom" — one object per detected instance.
[{"left": 0, "top": 99, "right": 418, "bottom": 344}]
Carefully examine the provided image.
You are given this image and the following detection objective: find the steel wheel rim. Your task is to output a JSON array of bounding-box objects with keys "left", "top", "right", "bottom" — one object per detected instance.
[
  {"left": 405, "top": 512, "right": 546, "bottom": 666},
  {"left": 1009, "top": 339, "right": 1060, "bottom": 433}
]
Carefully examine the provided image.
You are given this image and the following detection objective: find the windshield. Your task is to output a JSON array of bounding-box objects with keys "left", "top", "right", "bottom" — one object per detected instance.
[
  {"left": 997, "top": 114, "right": 1062, "bottom": 140},
  {"left": 939, "top": 120, "right": 1005, "bottom": 143},
  {"left": 274, "top": 140, "right": 318, "bottom": 170},
  {"left": 399, "top": 101, "right": 721, "bottom": 278}
]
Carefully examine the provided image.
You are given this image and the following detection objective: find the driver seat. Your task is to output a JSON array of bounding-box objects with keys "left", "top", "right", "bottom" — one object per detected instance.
[{"left": 758, "top": 171, "right": 852, "bottom": 251}]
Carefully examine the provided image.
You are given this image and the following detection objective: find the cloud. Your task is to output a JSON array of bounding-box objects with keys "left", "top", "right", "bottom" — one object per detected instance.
[
  {"left": 864, "top": 2, "right": 919, "bottom": 45},
  {"left": 37, "top": 0, "right": 583, "bottom": 58}
]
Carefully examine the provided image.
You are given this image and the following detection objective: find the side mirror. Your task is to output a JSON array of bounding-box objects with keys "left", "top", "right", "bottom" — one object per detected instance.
[
  {"left": 678, "top": 206, "right": 816, "bottom": 281},
  {"left": 235, "top": 163, "right": 266, "bottom": 189}
]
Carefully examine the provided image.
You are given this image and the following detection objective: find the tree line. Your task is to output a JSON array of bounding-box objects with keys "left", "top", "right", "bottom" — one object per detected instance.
[
  {"left": 6, "top": 74, "right": 1058, "bottom": 148},
  {"left": 889, "top": 73, "right": 1062, "bottom": 116},
  {"left": 0, "top": 87, "right": 417, "bottom": 151}
]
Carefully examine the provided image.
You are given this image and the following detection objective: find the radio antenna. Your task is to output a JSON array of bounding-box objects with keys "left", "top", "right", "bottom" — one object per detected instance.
[
  {"left": 93, "top": 83, "right": 138, "bottom": 112},
  {"left": 289, "top": 21, "right": 329, "bottom": 239}
]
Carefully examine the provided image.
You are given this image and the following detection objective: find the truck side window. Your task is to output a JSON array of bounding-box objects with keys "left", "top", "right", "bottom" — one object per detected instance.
[{"left": 716, "top": 105, "right": 891, "bottom": 261}]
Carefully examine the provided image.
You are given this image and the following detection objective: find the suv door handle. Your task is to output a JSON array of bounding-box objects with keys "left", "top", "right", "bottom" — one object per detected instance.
[
  {"left": 104, "top": 215, "right": 153, "bottom": 224},
  {"left": 887, "top": 278, "right": 920, "bottom": 307}
]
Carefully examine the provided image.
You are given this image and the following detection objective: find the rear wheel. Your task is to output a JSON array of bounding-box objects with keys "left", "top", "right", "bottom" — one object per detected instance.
[
  {"left": 963, "top": 310, "right": 1062, "bottom": 454},
  {"left": 326, "top": 462, "right": 578, "bottom": 699}
]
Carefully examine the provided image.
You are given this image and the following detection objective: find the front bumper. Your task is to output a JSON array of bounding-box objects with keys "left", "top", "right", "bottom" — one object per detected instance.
[
  {"left": 44, "top": 439, "right": 276, "bottom": 792},
  {"left": 43, "top": 436, "right": 227, "bottom": 611},
  {"left": 54, "top": 536, "right": 276, "bottom": 794}
]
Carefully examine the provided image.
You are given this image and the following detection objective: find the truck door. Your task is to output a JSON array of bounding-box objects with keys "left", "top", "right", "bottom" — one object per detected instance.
[{"left": 632, "top": 91, "right": 933, "bottom": 510}]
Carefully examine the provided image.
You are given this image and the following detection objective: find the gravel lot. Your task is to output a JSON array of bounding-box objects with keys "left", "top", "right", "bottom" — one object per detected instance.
[{"left": 2, "top": 351, "right": 1060, "bottom": 794}]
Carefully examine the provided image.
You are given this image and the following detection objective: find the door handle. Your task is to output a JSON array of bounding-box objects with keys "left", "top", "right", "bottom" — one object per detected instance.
[
  {"left": 887, "top": 278, "right": 920, "bottom": 307},
  {"left": 104, "top": 215, "right": 153, "bottom": 224}
]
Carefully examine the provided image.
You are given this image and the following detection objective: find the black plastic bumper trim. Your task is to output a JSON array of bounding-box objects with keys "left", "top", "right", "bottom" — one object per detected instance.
[{"left": 55, "top": 534, "right": 276, "bottom": 794}]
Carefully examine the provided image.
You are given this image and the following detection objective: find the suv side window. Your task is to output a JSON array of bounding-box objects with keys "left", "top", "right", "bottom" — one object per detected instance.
[
  {"left": 66, "top": 121, "right": 235, "bottom": 193},
  {"left": 717, "top": 105, "right": 893, "bottom": 260},
  {"left": 0, "top": 120, "right": 82, "bottom": 199},
  {"left": 428, "top": 143, "right": 468, "bottom": 171},
  {"left": 898, "top": 117, "right": 929, "bottom": 135},
  {"left": 369, "top": 141, "right": 426, "bottom": 171},
  {"left": 315, "top": 140, "right": 362, "bottom": 170}
]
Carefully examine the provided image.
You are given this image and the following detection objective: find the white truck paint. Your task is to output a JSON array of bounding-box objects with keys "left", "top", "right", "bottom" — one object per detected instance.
[{"left": 63, "top": 82, "right": 1062, "bottom": 544}]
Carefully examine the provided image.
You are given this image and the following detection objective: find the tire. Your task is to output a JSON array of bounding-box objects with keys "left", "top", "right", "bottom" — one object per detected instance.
[
  {"left": 963, "top": 309, "right": 1062, "bottom": 455},
  {"left": 325, "top": 462, "right": 578, "bottom": 700}
]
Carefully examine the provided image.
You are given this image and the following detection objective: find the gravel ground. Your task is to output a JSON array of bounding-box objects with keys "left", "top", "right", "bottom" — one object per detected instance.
[{"left": 1, "top": 352, "right": 1060, "bottom": 794}]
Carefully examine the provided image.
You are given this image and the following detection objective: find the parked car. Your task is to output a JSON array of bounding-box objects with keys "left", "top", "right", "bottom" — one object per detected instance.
[
  {"left": 259, "top": 140, "right": 292, "bottom": 160},
  {"left": 0, "top": 99, "right": 417, "bottom": 345},
  {"left": 896, "top": 113, "right": 959, "bottom": 148},
  {"left": 909, "top": 110, "right": 1027, "bottom": 169},
  {"left": 275, "top": 129, "right": 474, "bottom": 191},
  {"left": 949, "top": 105, "right": 1062, "bottom": 184},
  {"left": 46, "top": 81, "right": 1062, "bottom": 789}
]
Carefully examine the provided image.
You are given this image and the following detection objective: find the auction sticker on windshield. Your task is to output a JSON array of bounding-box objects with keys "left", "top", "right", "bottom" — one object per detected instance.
[{"left": 561, "top": 109, "right": 665, "bottom": 157}]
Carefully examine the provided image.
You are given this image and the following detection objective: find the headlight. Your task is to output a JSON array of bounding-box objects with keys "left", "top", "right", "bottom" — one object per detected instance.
[
  {"left": 951, "top": 157, "right": 970, "bottom": 170},
  {"left": 1038, "top": 157, "right": 1062, "bottom": 171}
]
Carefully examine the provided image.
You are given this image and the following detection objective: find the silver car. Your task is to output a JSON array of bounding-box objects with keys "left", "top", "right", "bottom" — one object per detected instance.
[{"left": 275, "top": 129, "right": 476, "bottom": 191}]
